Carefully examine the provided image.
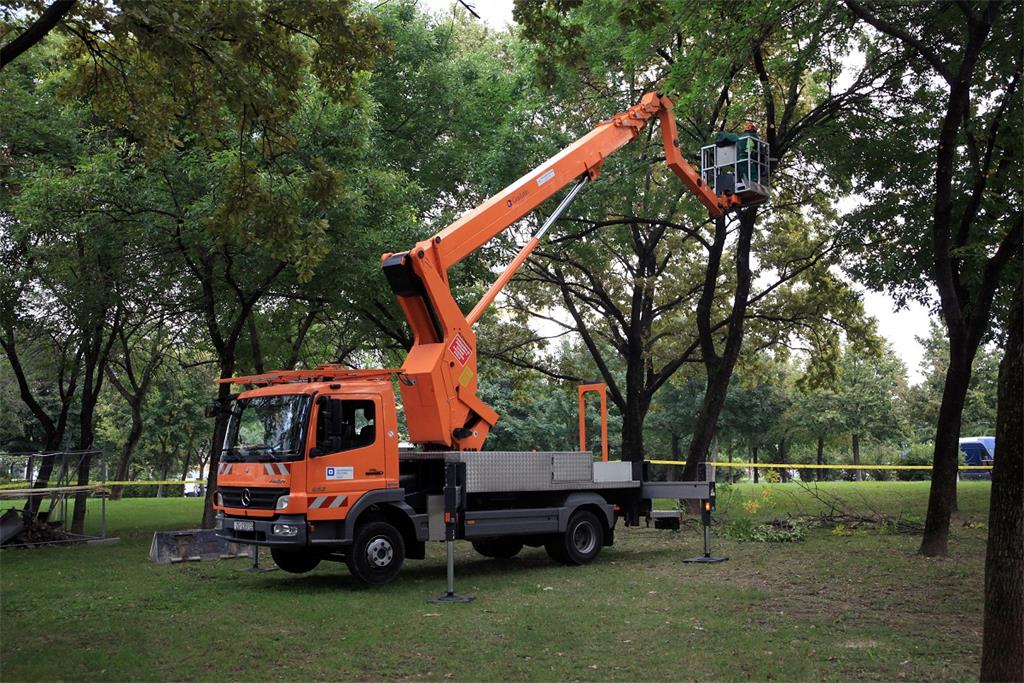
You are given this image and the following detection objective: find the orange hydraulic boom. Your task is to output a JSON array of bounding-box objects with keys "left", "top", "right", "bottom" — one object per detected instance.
[{"left": 380, "top": 92, "right": 753, "bottom": 452}]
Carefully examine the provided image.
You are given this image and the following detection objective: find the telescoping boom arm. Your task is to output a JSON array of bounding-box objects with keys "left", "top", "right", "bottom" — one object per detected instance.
[{"left": 382, "top": 92, "right": 755, "bottom": 451}]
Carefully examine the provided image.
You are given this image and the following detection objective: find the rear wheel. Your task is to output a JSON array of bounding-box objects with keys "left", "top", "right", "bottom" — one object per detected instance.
[
  {"left": 472, "top": 538, "right": 523, "bottom": 559},
  {"left": 545, "top": 510, "right": 604, "bottom": 566},
  {"left": 270, "top": 548, "right": 321, "bottom": 574},
  {"left": 346, "top": 521, "right": 405, "bottom": 586}
]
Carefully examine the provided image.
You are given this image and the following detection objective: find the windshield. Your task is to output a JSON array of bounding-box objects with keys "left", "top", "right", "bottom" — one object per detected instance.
[{"left": 222, "top": 394, "right": 311, "bottom": 462}]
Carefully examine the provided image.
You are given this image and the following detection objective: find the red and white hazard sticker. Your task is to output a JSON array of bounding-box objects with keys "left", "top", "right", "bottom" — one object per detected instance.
[{"left": 448, "top": 333, "right": 472, "bottom": 366}]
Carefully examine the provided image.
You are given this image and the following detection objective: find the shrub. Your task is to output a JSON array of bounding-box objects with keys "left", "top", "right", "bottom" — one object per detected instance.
[
  {"left": 728, "top": 518, "right": 807, "bottom": 542},
  {"left": 897, "top": 443, "right": 934, "bottom": 481}
]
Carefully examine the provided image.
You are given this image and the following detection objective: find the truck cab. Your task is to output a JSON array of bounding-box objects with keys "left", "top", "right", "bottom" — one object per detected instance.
[{"left": 214, "top": 374, "right": 424, "bottom": 582}]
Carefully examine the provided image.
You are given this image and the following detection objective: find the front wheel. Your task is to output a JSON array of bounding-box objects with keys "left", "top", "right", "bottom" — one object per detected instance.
[
  {"left": 346, "top": 521, "right": 405, "bottom": 586},
  {"left": 271, "top": 548, "right": 321, "bottom": 574},
  {"left": 545, "top": 510, "right": 604, "bottom": 566}
]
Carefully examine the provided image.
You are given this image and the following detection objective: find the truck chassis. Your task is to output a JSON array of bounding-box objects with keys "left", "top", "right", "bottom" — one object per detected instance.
[{"left": 216, "top": 451, "right": 715, "bottom": 586}]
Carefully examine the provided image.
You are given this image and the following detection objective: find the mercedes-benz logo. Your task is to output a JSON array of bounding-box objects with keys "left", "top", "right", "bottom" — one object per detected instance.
[{"left": 241, "top": 488, "right": 251, "bottom": 507}]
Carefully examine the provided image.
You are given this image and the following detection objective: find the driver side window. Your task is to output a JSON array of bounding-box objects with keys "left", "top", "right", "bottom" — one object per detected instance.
[{"left": 314, "top": 398, "right": 377, "bottom": 456}]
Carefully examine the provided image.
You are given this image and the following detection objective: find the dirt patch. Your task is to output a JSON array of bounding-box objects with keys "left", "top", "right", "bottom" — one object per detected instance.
[{"left": 843, "top": 639, "right": 879, "bottom": 649}]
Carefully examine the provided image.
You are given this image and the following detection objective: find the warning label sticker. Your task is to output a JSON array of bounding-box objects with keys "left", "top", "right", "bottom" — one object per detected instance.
[{"left": 449, "top": 334, "right": 472, "bottom": 366}]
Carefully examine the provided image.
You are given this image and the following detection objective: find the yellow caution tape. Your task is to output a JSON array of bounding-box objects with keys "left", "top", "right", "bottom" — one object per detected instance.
[
  {"left": 648, "top": 460, "right": 993, "bottom": 470},
  {"left": 0, "top": 480, "right": 207, "bottom": 491},
  {"left": 0, "top": 485, "right": 96, "bottom": 497},
  {"left": 0, "top": 460, "right": 993, "bottom": 492}
]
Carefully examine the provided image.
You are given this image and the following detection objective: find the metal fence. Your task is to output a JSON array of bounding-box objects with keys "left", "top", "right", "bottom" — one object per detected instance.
[{"left": 0, "top": 450, "right": 109, "bottom": 547}]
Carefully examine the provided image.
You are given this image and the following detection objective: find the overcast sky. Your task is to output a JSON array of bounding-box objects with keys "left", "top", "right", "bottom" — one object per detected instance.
[{"left": 418, "top": 0, "right": 936, "bottom": 383}]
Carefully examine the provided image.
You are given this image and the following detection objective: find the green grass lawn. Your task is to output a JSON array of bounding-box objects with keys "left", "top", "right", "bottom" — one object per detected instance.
[{"left": 0, "top": 482, "right": 991, "bottom": 682}]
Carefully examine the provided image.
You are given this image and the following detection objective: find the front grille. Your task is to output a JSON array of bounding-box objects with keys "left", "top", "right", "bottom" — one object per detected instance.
[{"left": 218, "top": 486, "right": 285, "bottom": 510}]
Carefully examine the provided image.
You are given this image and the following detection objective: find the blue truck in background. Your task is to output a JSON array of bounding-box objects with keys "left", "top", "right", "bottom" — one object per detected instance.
[{"left": 959, "top": 436, "right": 995, "bottom": 480}]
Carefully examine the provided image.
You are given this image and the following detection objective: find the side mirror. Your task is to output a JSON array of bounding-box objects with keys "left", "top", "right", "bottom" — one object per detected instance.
[{"left": 204, "top": 402, "right": 220, "bottom": 419}]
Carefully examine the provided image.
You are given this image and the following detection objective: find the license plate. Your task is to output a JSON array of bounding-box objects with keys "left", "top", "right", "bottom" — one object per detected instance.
[{"left": 233, "top": 520, "right": 254, "bottom": 532}]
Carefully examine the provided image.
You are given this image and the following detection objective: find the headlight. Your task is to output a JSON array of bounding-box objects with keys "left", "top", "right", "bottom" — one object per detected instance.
[
  {"left": 215, "top": 491, "right": 223, "bottom": 506},
  {"left": 275, "top": 495, "right": 290, "bottom": 510},
  {"left": 272, "top": 524, "right": 299, "bottom": 537}
]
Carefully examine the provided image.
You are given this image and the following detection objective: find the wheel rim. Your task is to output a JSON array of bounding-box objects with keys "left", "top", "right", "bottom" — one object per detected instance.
[
  {"left": 366, "top": 536, "right": 394, "bottom": 568},
  {"left": 572, "top": 521, "right": 597, "bottom": 555}
]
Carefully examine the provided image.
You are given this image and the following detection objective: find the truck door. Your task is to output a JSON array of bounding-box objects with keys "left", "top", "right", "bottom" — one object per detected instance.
[{"left": 306, "top": 395, "right": 384, "bottom": 521}]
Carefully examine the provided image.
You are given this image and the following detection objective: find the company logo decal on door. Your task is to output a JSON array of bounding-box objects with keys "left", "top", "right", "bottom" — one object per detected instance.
[{"left": 326, "top": 466, "right": 354, "bottom": 480}]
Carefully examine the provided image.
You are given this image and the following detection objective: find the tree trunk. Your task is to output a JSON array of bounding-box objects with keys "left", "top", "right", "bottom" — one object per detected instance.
[
  {"left": 71, "top": 306, "right": 121, "bottom": 535},
  {"left": 2, "top": 337, "right": 80, "bottom": 516},
  {"left": 248, "top": 315, "right": 264, "bottom": 374},
  {"left": 980, "top": 283, "right": 1023, "bottom": 682},
  {"left": 110, "top": 400, "right": 143, "bottom": 500},
  {"left": 286, "top": 303, "right": 320, "bottom": 369},
  {"left": 195, "top": 448, "right": 210, "bottom": 493},
  {"left": 671, "top": 433, "right": 681, "bottom": 460},
  {"left": 156, "top": 460, "right": 170, "bottom": 498},
  {"left": 753, "top": 445, "right": 759, "bottom": 484},
  {"left": 619, "top": 389, "right": 647, "bottom": 462},
  {"left": 179, "top": 447, "right": 193, "bottom": 496},
  {"left": 72, "top": 327, "right": 104, "bottom": 533},
  {"left": 683, "top": 209, "right": 756, "bottom": 481},
  {"left": 852, "top": 432, "right": 863, "bottom": 482},
  {"left": 72, "top": 404, "right": 97, "bottom": 534},
  {"left": 816, "top": 433, "right": 825, "bottom": 482},
  {"left": 920, "top": 354, "right": 971, "bottom": 556},
  {"left": 201, "top": 358, "right": 235, "bottom": 528},
  {"left": 843, "top": 0, "right": 1013, "bottom": 560},
  {"left": 72, "top": 323, "right": 112, "bottom": 535},
  {"left": 778, "top": 437, "right": 789, "bottom": 483},
  {"left": 685, "top": 366, "right": 731, "bottom": 479}
]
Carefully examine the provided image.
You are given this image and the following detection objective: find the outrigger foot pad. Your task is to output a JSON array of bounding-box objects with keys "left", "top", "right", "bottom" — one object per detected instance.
[
  {"left": 683, "top": 555, "right": 728, "bottom": 563},
  {"left": 236, "top": 547, "right": 277, "bottom": 572},
  {"left": 430, "top": 592, "right": 475, "bottom": 603}
]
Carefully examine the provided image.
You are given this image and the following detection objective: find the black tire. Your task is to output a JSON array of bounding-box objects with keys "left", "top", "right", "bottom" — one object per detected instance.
[
  {"left": 345, "top": 521, "right": 405, "bottom": 586},
  {"left": 270, "top": 548, "right": 321, "bottom": 574},
  {"left": 472, "top": 538, "right": 524, "bottom": 559},
  {"left": 545, "top": 510, "right": 604, "bottom": 566}
]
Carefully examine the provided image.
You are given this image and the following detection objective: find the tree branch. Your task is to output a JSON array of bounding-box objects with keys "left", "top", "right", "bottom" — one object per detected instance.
[{"left": 0, "top": 0, "right": 75, "bottom": 69}]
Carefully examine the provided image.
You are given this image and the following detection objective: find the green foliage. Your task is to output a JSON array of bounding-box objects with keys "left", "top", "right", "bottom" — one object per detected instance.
[
  {"left": 896, "top": 443, "right": 935, "bottom": 482},
  {"left": 0, "top": 0, "right": 1008, "bottom": 500},
  {"left": 835, "top": 343, "right": 911, "bottom": 446},
  {"left": 839, "top": 2, "right": 1022, "bottom": 314},
  {"left": 509, "top": 0, "right": 881, "bottom": 462},
  {"left": 905, "top": 321, "right": 1001, "bottom": 441},
  {"left": 25, "top": 0, "right": 387, "bottom": 154}
]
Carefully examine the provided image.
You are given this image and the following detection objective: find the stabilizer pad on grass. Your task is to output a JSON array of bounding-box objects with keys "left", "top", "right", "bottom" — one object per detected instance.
[{"left": 149, "top": 529, "right": 254, "bottom": 564}]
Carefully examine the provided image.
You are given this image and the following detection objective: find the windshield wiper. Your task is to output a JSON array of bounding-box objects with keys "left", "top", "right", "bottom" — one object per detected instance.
[
  {"left": 269, "top": 450, "right": 299, "bottom": 461},
  {"left": 221, "top": 445, "right": 279, "bottom": 462},
  {"left": 220, "top": 447, "right": 244, "bottom": 462}
]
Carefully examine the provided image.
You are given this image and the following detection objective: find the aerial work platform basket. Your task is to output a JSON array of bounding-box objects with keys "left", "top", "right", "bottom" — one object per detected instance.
[{"left": 701, "top": 127, "right": 770, "bottom": 203}]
